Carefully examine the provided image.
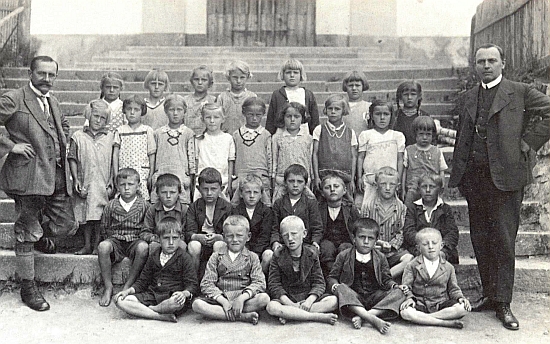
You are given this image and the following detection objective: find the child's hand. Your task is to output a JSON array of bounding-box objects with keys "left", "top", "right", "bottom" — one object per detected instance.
[
  {"left": 397, "top": 284, "right": 410, "bottom": 293},
  {"left": 204, "top": 233, "right": 216, "bottom": 246},
  {"left": 348, "top": 182, "right": 356, "bottom": 198},
  {"left": 400, "top": 298, "right": 415, "bottom": 310},
  {"left": 376, "top": 240, "right": 391, "bottom": 253},
  {"left": 357, "top": 180, "right": 363, "bottom": 193},
  {"left": 311, "top": 242, "right": 320, "bottom": 252},
  {"left": 192, "top": 233, "right": 208, "bottom": 246},
  {"left": 272, "top": 242, "right": 282, "bottom": 252},
  {"left": 114, "top": 289, "right": 131, "bottom": 302},
  {"left": 231, "top": 295, "right": 247, "bottom": 319},
  {"left": 314, "top": 178, "right": 322, "bottom": 193},
  {"left": 172, "top": 291, "right": 187, "bottom": 306},
  {"left": 299, "top": 300, "right": 313, "bottom": 312},
  {"left": 219, "top": 298, "right": 235, "bottom": 321},
  {"left": 459, "top": 297, "right": 472, "bottom": 312},
  {"left": 106, "top": 183, "right": 115, "bottom": 199},
  {"left": 147, "top": 175, "right": 153, "bottom": 193}
]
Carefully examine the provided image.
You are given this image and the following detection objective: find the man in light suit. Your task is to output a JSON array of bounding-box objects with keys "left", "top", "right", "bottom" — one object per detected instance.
[
  {"left": 0, "top": 56, "right": 77, "bottom": 311},
  {"left": 449, "top": 44, "right": 550, "bottom": 330}
]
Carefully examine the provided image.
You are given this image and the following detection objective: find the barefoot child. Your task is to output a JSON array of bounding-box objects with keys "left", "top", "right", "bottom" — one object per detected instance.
[
  {"left": 115, "top": 217, "right": 198, "bottom": 322},
  {"left": 183, "top": 65, "right": 217, "bottom": 136},
  {"left": 192, "top": 215, "right": 270, "bottom": 325},
  {"left": 342, "top": 70, "right": 371, "bottom": 136},
  {"left": 328, "top": 218, "right": 411, "bottom": 334},
  {"left": 400, "top": 227, "right": 471, "bottom": 328},
  {"left": 142, "top": 69, "right": 170, "bottom": 130},
  {"left": 69, "top": 100, "right": 114, "bottom": 255},
  {"left": 98, "top": 168, "right": 149, "bottom": 306},
  {"left": 267, "top": 216, "right": 339, "bottom": 325}
]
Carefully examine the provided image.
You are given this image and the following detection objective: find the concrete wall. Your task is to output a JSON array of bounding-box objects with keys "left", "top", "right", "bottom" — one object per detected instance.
[{"left": 141, "top": 0, "right": 186, "bottom": 33}]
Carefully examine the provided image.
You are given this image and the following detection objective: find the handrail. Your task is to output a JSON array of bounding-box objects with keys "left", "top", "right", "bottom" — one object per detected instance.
[{"left": 0, "top": 6, "right": 24, "bottom": 29}]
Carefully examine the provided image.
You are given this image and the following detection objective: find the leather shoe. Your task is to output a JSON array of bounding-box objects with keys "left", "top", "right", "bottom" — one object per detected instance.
[
  {"left": 495, "top": 303, "right": 519, "bottom": 330},
  {"left": 471, "top": 296, "right": 496, "bottom": 312},
  {"left": 20, "top": 279, "right": 50, "bottom": 311}
]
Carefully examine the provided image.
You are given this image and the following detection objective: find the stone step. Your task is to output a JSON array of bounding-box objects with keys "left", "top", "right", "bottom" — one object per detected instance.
[
  {"left": 2, "top": 67, "right": 459, "bottom": 82},
  {"left": 0, "top": 249, "right": 548, "bottom": 293},
  {"left": 2, "top": 78, "right": 460, "bottom": 93},
  {"left": 107, "top": 50, "right": 397, "bottom": 59},
  {"left": 123, "top": 46, "right": 386, "bottom": 54}
]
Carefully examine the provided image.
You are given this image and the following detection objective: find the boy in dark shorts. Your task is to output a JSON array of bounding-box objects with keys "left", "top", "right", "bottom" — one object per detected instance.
[
  {"left": 115, "top": 217, "right": 198, "bottom": 322},
  {"left": 98, "top": 168, "right": 149, "bottom": 307}
]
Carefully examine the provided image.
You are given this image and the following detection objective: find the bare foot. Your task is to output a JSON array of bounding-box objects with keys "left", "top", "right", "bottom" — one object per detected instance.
[
  {"left": 321, "top": 313, "right": 338, "bottom": 325},
  {"left": 159, "top": 314, "right": 177, "bottom": 323},
  {"left": 240, "top": 312, "right": 259, "bottom": 325},
  {"left": 99, "top": 287, "right": 113, "bottom": 307},
  {"left": 352, "top": 315, "right": 362, "bottom": 329},
  {"left": 75, "top": 247, "right": 92, "bottom": 255},
  {"left": 278, "top": 317, "right": 287, "bottom": 325},
  {"left": 92, "top": 248, "right": 98, "bottom": 255},
  {"left": 447, "top": 320, "right": 464, "bottom": 329},
  {"left": 371, "top": 317, "right": 391, "bottom": 334}
]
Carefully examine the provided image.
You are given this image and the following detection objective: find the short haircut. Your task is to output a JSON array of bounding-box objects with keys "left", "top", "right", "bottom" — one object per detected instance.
[
  {"left": 30, "top": 56, "right": 58, "bottom": 73},
  {"left": 143, "top": 69, "right": 170, "bottom": 92},
  {"left": 396, "top": 80, "right": 423, "bottom": 113},
  {"left": 475, "top": 43, "right": 505, "bottom": 60},
  {"left": 198, "top": 167, "right": 222, "bottom": 186},
  {"left": 83, "top": 99, "right": 111, "bottom": 124},
  {"left": 99, "top": 72, "right": 124, "bottom": 99},
  {"left": 116, "top": 168, "right": 140, "bottom": 184},
  {"left": 323, "top": 94, "right": 350, "bottom": 117},
  {"left": 223, "top": 215, "right": 250, "bottom": 232},
  {"left": 374, "top": 166, "right": 400, "bottom": 184},
  {"left": 225, "top": 60, "right": 253, "bottom": 79},
  {"left": 321, "top": 171, "right": 346, "bottom": 188},
  {"left": 275, "top": 102, "right": 308, "bottom": 128},
  {"left": 411, "top": 115, "right": 437, "bottom": 138},
  {"left": 155, "top": 173, "right": 182, "bottom": 193},
  {"left": 239, "top": 174, "right": 264, "bottom": 192},
  {"left": 352, "top": 217, "right": 380, "bottom": 237},
  {"left": 190, "top": 65, "right": 214, "bottom": 87},
  {"left": 415, "top": 227, "right": 442, "bottom": 245},
  {"left": 201, "top": 103, "right": 224, "bottom": 119},
  {"left": 342, "top": 70, "right": 369, "bottom": 92},
  {"left": 241, "top": 97, "right": 266, "bottom": 114},
  {"left": 278, "top": 58, "right": 307, "bottom": 81},
  {"left": 122, "top": 94, "right": 148, "bottom": 116},
  {"left": 280, "top": 215, "right": 305, "bottom": 232},
  {"left": 284, "top": 164, "right": 309, "bottom": 183},
  {"left": 417, "top": 172, "right": 444, "bottom": 190},
  {"left": 163, "top": 94, "right": 187, "bottom": 112},
  {"left": 157, "top": 217, "right": 182, "bottom": 237},
  {"left": 368, "top": 99, "right": 395, "bottom": 128}
]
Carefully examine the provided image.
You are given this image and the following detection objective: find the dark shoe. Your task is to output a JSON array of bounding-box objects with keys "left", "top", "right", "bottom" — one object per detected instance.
[
  {"left": 34, "top": 237, "right": 56, "bottom": 254},
  {"left": 20, "top": 280, "right": 50, "bottom": 311},
  {"left": 471, "top": 296, "right": 496, "bottom": 312},
  {"left": 495, "top": 303, "right": 519, "bottom": 330}
]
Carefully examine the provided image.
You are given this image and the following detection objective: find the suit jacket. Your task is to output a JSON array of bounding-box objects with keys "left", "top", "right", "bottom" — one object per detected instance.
[
  {"left": 0, "top": 84, "right": 72, "bottom": 196},
  {"left": 327, "top": 247, "right": 397, "bottom": 292},
  {"left": 403, "top": 202, "right": 459, "bottom": 264},
  {"left": 319, "top": 201, "right": 360, "bottom": 244},
  {"left": 265, "top": 86, "right": 320, "bottom": 135},
  {"left": 268, "top": 245, "right": 325, "bottom": 301},
  {"left": 449, "top": 78, "right": 550, "bottom": 191},
  {"left": 271, "top": 194, "right": 324, "bottom": 245},
  {"left": 231, "top": 202, "right": 273, "bottom": 255},
  {"left": 131, "top": 246, "right": 198, "bottom": 302},
  {"left": 184, "top": 197, "right": 232, "bottom": 242},
  {"left": 402, "top": 255, "right": 464, "bottom": 313}
]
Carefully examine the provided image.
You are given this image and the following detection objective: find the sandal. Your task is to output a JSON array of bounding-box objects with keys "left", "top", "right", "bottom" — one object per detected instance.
[{"left": 34, "top": 237, "right": 56, "bottom": 254}]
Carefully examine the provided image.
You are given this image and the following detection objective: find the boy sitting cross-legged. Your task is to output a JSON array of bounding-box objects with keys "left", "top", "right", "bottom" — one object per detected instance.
[
  {"left": 115, "top": 217, "right": 198, "bottom": 322},
  {"left": 399, "top": 227, "right": 471, "bottom": 328},
  {"left": 266, "top": 216, "right": 339, "bottom": 325},
  {"left": 192, "top": 215, "right": 270, "bottom": 325},
  {"left": 328, "top": 218, "right": 411, "bottom": 334},
  {"left": 98, "top": 168, "right": 150, "bottom": 307}
]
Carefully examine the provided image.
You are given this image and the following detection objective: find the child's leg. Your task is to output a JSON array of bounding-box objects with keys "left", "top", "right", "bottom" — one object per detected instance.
[
  {"left": 91, "top": 221, "right": 100, "bottom": 255},
  {"left": 75, "top": 223, "right": 93, "bottom": 255},
  {"left": 115, "top": 295, "right": 177, "bottom": 322},
  {"left": 239, "top": 293, "right": 270, "bottom": 324},
  {"left": 400, "top": 306, "right": 464, "bottom": 328},
  {"left": 309, "top": 295, "right": 338, "bottom": 313},
  {"left": 97, "top": 239, "right": 115, "bottom": 306},
  {"left": 149, "top": 294, "right": 185, "bottom": 315},
  {"left": 187, "top": 240, "right": 202, "bottom": 274},
  {"left": 347, "top": 306, "right": 391, "bottom": 333},
  {"left": 261, "top": 249, "right": 273, "bottom": 275},
  {"left": 319, "top": 240, "right": 337, "bottom": 277},
  {"left": 428, "top": 302, "right": 469, "bottom": 320},
  {"left": 124, "top": 240, "right": 149, "bottom": 290},
  {"left": 389, "top": 252, "right": 414, "bottom": 279},
  {"left": 212, "top": 240, "right": 226, "bottom": 253},
  {"left": 266, "top": 300, "right": 338, "bottom": 325},
  {"left": 192, "top": 299, "right": 231, "bottom": 321}
]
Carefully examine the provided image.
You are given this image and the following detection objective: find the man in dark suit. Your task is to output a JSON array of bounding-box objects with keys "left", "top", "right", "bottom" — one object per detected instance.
[
  {"left": 449, "top": 44, "right": 550, "bottom": 330},
  {"left": 0, "top": 56, "right": 77, "bottom": 311}
]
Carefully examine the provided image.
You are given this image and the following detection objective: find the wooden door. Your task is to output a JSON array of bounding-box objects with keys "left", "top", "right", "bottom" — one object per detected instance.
[{"left": 207, "top": 0, "right": 316, "bottom": 46}]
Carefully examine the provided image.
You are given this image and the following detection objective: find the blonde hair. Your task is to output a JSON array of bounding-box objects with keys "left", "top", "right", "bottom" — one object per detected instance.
[
  {"left": 201, "top": 103, "right": 225, "bottom": 119},
  {"left": 225, "top": 60, "right": 253, "bottom": 79},
  {"left": 99, "top": 72, "right": 124, "bottom": 99},
  {"left": 83, "top": 99, "right": 111, "bottom": 123},
  {"left": 143, "top": 69, "right": 170, "bottom": 92},
  {"left": 323, "top": 94, "right": 350, "bottom": 117},
  {"left": 277, "top": 58, "right": 307, "bottom": 82},
  {"left": 163, "top": 94, "right": 187, "bottom": 112},
  {"left": 223, "top": 215, "right": 250, "bottom": 233}
]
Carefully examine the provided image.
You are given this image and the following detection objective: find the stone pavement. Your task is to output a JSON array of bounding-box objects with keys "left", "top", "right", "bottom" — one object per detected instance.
[{"left": 0, "top": 287, "right": 548, "bottom": 344}]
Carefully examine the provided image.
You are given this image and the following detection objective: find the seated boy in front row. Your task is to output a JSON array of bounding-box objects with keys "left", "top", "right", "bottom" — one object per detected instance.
[
  {"left": 192, "top": 215, "right": 270, "bottom": 325},
  {"left": 115, "top": 217, "right": 198, "bottom": 322},
  {"left": 98, "top": 168, "right": 150, "bottom": 307},
  {"left": 399, "top": 227, "right": 470, "bottom": 328},
  {"left": 267, "top": 216, "right": 338, "bottom": 325},
  {"left": 327, "top": 218, "right": 411, "bottom": 334}
]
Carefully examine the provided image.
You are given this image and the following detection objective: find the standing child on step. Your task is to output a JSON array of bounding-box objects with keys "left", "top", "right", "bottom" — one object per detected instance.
[
  {"left": 113, "top": 95, "right": 156, "bottom": 201},
  {"left": 357, "top": 100, "right": 405, "bottom": 211},
  {"left": 265, "top": 58, "right": 319, "bottom": 135},
  {"left": 69, "top": 100, "right": 114, "bottom": 255},
  {"left": 216, "top": 60, "right": 257, "bottom": 135},
  {"left": 142, "top": 69, "right": 170, "bottom": 130},
  {"left": 84, "top": 72, "right": 126, "bottom": 132},
  {"left": 183, "top": 65, "right": 217, "bottom": 136},
  {"left": 312, "top": 94, "right": 358, "bottom": 199},
  {"left": 342, "top": 70, "right": 371, "bottom": 136}
]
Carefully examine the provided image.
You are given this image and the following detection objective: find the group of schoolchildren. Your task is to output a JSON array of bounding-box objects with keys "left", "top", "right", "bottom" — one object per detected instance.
[{"left": 69, "top": 58, "right": 470, "bottom": 332}]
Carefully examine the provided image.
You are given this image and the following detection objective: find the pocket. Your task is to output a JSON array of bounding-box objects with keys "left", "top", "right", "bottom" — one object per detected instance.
[{"left": 2, "top": 153, "right": 33, "bottom": 192}]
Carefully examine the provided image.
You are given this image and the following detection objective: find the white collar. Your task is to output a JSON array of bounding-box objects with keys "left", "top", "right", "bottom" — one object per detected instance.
[
  {"left": 119, "top": 196, "right": 137, "bottom": 210},
  {"left": 355, "top": 250, "right": 372, "bottom": 263},
  {"left": 282, "top": 127, "right": 307, "bottom": 137},
  {"left": 228, "top": 250, "right": 240, "bottom": 261},
  {"left": 29, "top": 82, "right": 50, "bottom": 98},
  {"left": 325, "top": 121, "right": 345, "bottom": 132},
  {"left": 162, "top": 205, "right": 176, "bottom": 212},
  {"left": 414, "top": 196, "right": 444, "bottom": 210},
  {"left": 481, "top": 74, "right": 502, "bottom": 89},
  {"left": 241, "top": 125, "right": 264, "bottom": 135}
]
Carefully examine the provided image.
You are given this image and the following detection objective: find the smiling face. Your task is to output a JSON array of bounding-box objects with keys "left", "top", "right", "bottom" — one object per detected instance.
[
  {"left": 371, "top": 105, "right": 392, "bottom": 131},
  {"left": 417, "top": 231, "right": 443, "bottom": 262},
  {"left": 146, "top": 78, "right": 166, "bottom": 99},
  {"left": 418, "top": 177, "right": 440, "bottom": 206},
  {"left": 354, "top": 227, "right": 377, "bottom": 255},
  {"left": 283, "top": 108, "right": 302, "bottom": 132},
  {"left": 158, "top": 185, "right": 179, "bottom": 209},
  {"left": 243, "top": 105, "right": 264, "bottom": 129},
  {"left": 29, "top": 61, "right": 57, "bottom": 95},
  {"left": 280, "top": 222, "right": 306, "bottom": 253},
  {"left": 285, "top": 173, "right": 306, "bottom": 198},
  {"left": 283, "top": 69, "right": 301, "bottom": 87},
  {"left": 322, "top": 176, "right": 346, "bottom": 203},
  {"left": 228, "top": 70, "right": 249, "bottom": 93},
  {"left": 165, "top": 100, "right": 186, "bottom": 126},
  {"left": 123, "top": 101, "right": 142, "bottom": 125},
  {"left": 346, "top": 80, "right": 363, "bottom": 102},
  {"left": 101, "top": 80, "right": 121, "bottom": 103},
  {"left": 160, "top": 230, "right": 181, "bottom": 255},
  {"left": 475, "top": 47, "right": 505, "bottom": 84},
  {"left": 223, "top": 225, "right": 250, "bottom": 253},
  {"left": 202, "top": 109, "right": 224, "bottom": 133},
  {"left": 376, "top": 174, "right": 399, "bottom": 201}
]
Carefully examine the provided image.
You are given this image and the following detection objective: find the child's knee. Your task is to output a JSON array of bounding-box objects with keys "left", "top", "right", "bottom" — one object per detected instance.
[
  {"left": 265, "top": 300, "right": 279, "bottom": 314},
  {"left": 187, "top": 241, "right": 202, "bottom": 256},
  {"left": 401, "top": 253, "right": 414, "bottom": 263},
  {"left": 98, "top": 240, "right": 113, "bottom": 255},
  {"left": 261, "top": 249, "right": 273, "bottom": 264},
  {"left": 253, "top": 293, "right": 271, "bottom": 307},
  {"left": 400, "top": 306, "right": 414, "bottom": 320},
  {"left": 455, "top": 303, "right": 469, "bottom": 316},
  {"left": 135, "top": 241, "right": 149, "bottom": 256},
  {"left": 212, "top": 241, "right": 226, "bottom": 253}
]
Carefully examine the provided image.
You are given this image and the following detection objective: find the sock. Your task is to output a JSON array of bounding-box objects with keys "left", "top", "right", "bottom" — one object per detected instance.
[{"left": 15, "top": 242, "right": 35, "bottom": 280}]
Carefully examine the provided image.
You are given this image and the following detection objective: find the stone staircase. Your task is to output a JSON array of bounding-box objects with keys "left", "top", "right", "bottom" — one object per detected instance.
[{"left": 0, "top": 46, "right": 548, "bottom": 293}]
